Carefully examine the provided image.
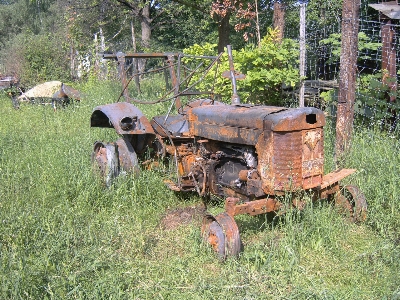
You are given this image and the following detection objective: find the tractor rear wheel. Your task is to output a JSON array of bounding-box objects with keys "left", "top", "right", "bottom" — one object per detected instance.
[
  {"left": 92, "top": 137, "right": 139, "bottom": 187},
  {"left": 335, "top": 185, "right": 367, "bottom": 223}
]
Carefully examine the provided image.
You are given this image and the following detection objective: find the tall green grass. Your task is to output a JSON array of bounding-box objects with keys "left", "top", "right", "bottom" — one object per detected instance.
[{"left": 0, "top": 80, "right": 399, "bottom": 299}]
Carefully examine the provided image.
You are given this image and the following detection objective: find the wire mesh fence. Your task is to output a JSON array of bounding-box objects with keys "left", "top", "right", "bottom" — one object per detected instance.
[
  {"left": 103, "top": 1, "right": 400, "bottom": 135},
  {"left": 278, "top": 0, "right": 400, "bottom": 132}
]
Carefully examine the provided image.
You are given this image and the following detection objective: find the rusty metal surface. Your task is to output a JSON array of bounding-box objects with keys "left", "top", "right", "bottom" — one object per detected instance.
[
  {"left": 164, "top": 179, "right": 181, "bottom": 192},
  {"left": 225, "top": 197, "right": 281, "bottom": 216},
  {"left": 201, "top": 214, "right": 225, "bottom": 257},
  {"left": 335, "top": 185, "right": 367, "bottom": 223},
  {"left": 115, "top": 137, "right": 139, "bottom": 175},
  {"left": 102, "top": 52, "right": 218, "bottom": 59},
  {"left": 91, "top": 98, "right": 356, "bottom": 206},
  {"left": 92, "top": 141, "right": 119, "bottom": 187},
  {"left": 273, "top": 131, "right": 303, "bottom": 190},
  {"left": 343, "top": 185, "right": 367, "bottom": 222},
  {"left": 189, "top": 105, "right": 325, "bottom": 146},
  {"left": 190, "top": 104, "right": 283, "bottom": 130},
  {"left": 202, "top": 212, "right": 241, "bottom": 258},
  {"left": 256, "top": 128, "right": 324, "bottom": 193},
  {"left": 369, "top": 2, "right": 400, "bottom": 19},
  {"left": 302, "top": 129, "right": 324, "bottom": 189},
  {"left": 320, "top": 169, "right": 356, "bottom": 189},
  {"left": 189, "top": 105, "right": 280, "bottom": 145},
  {"left": 91, "top": 46, "right": 366, "bottom": 257},
  {"left": 214, "top": 212, "right": 241, "bottom": 257},
  {"left": 91, "top": 102, "right": 155, "bottom": 136},
  {"left": 151, "top": 115, "right": 189, "bottom": 137},
  {"left": 265, "top": 107, "right": 325, "bottom": 131}
]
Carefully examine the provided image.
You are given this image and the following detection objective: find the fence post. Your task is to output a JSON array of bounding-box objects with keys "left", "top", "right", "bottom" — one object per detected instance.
[
  {"left": 369, "top": 2, "right": 400, "bottom": 129},
  {"left": 335, "top": 0, "right": 361, "bottom": 167},
  {"left": 116, "top": 52, "right": 130, "bottom": 103},
  {"left": 299, "top": 1, "right": 306, "bottom": 107}
]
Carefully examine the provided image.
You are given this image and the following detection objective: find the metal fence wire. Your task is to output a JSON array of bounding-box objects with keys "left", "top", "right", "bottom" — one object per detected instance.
[
  {"left": 105, "top": 1, "right": 399, "bottom": 134},
  {"left": 276, "top": 0, "right": 400, "bottom": 132}
]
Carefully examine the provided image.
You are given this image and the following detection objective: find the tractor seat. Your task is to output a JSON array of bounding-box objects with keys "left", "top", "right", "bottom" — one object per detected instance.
[{"left": 151, "top": 115, "right": 189, "bottom": 138}]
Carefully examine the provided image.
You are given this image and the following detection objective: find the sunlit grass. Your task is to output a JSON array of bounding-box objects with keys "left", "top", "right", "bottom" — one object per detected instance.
[{"left": 0, "top": 80, "right": 399, "bottom": 298}]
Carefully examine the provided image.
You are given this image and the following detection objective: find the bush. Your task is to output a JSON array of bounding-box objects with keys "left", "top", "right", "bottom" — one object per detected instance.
[
  {"left": 1, "top": 32, "right": 70, "bottom": 87},
  {"left": 183, "top": 28, "right": 300, "bottom": 105}
]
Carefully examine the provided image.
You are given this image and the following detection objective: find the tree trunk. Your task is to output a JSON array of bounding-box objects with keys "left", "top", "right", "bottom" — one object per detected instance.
[
  {"left": 335, "top": 0, "right": 360, "bottom": 167},
  {"left": 131, "top": 20, "right": 141, "bottom": 93},
  {"left": 99, "top": 27, "right": 107, "bottom": 79},
  {"left": 70, "top": 44, "right": 76, "bottom": 80},
  {"left": 254, "top": 0, "right": 261, "bottom": 47},
  {"left": 273, "top": 1, "right": 285, "bottom": 42},
  {"left": 217, "top": 11, "right": 231, "bottom": 54},
  {"left": 139, "top": 3, "right": 152, "bottom": 73}
]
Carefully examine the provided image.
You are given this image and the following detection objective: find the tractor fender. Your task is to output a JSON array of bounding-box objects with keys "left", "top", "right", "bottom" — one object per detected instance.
[{"left": 90, "top": 102, "right": 155, "bottom": 136}]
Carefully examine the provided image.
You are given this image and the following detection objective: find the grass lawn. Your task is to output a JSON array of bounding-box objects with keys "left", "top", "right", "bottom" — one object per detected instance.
[{"left": 0, "top": 80, "right": 399, "bottom": 299}]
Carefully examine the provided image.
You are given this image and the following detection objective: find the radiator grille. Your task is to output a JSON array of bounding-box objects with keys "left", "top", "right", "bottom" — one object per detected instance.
[{"left": 273, "top": 132, "right": 303, "bottom": 190}]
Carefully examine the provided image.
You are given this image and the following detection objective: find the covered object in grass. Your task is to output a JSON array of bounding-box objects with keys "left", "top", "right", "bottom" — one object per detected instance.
[{"left": 18, "top": 81, "right": 81, "bottom": 102}]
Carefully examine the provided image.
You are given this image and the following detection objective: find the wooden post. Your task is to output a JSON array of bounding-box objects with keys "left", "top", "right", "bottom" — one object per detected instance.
[
  {"left": 166, "top": 55, "right": 181, "bottom": 111},
  {"left": 382, "top": 18, "right": 397, "bottom": 103},
  {"left": 131, "top": 20, "right": 141, "bottom": 93},
  {"left": 335, "top": 0, "right": 361, "bottom": 167},
  {"left": 117, "top": 52, "right": 130, "bottom": 103},
  {"left": 299, "top": 1, "right": 306, "bottom": 107},
  {"left": 369, "top": 1, "right": 400, "bottom": 128},
  {"left": 255, "top": 0, "right": 261, "bottom": 47},
  {"left": 381, "top": 17, "right": 397, "bottom": 127}
]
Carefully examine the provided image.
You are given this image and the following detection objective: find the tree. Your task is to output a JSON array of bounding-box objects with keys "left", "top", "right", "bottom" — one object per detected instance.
[
  {"left": 272, "top": 1, "right": 285, "bottom": 42},
  {"left": 0, "top": 0, "right": 73, "bottom": 85},
  {"left": 151, "top": 2, "right": 217, "bottom": 51},
  {"left": 113, "top": 0, "right": 163, "bottom": 51},
  {"left": 170, "top": 0, "right": 260, "bottom": 53}
]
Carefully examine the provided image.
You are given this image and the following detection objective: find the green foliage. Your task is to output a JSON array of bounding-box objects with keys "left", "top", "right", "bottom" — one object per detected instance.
[
  {"left": 355, "top": 71, "right": 400, "bottom": 121},
  {"left": 151, "top": 1, "right": 218, "bottom": 51},
  {"left": 21, "top": 34, "right": 69, "bottom": 85},
  {"left": 0, "top": 0, "right": 72, "bottom": 86},
  {"left": 320, "top": 32, "right": 382, "bottom": 64},
  {"left": 320, "top": 71, "right": 399, "bottom": 125},
  {"left": 1, "top": 32, "right": 70, "bottom": 87},
  {"left": 183, "top": 28, "right": 300, "bottom": 105}
]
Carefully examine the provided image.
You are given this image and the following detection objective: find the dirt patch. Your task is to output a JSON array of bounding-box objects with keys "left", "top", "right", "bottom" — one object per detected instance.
[{"left": 160, "top": 204, "right": 206, "bottom": 230}]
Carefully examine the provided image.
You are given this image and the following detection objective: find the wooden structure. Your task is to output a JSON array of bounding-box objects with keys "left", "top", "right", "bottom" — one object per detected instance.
[{"left": 369, "top": 1, "right": 400, "bottom": 104}]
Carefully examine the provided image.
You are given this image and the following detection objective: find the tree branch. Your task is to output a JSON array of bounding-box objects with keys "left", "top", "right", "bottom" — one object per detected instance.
[
  {"left": 170, "top": 0, "right": 209, "bottom": 14},
  {"left": 114, "top": 0, "right": 138, "bottom": 12}
]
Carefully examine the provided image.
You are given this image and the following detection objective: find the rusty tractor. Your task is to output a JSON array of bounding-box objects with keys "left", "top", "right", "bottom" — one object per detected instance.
[{"left": 90, "top": 46, "right": 367, "bottom": 258}]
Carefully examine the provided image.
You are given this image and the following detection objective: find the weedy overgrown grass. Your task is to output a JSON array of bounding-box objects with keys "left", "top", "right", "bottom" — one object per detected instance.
[{"left": 0, "top": 80, "right": 399, "bottom": 299}]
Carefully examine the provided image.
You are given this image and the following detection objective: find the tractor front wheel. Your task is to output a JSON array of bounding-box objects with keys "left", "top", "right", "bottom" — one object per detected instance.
[{"left": 201, "top": 212, "right": 241, "bottom": 259}]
